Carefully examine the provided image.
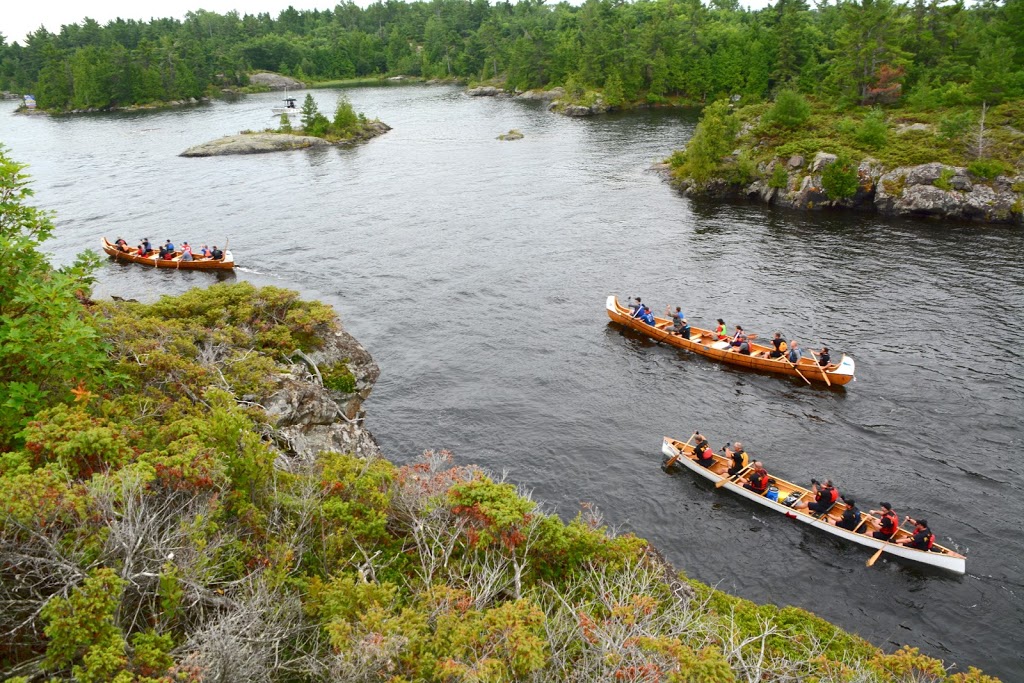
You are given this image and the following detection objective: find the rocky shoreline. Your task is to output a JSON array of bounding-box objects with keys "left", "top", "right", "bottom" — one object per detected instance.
[
  {"left": 668, "top": 154, "right": 1024, "bottom": 225},
  {"left": 180, "top": 122, "right": 391, "bottom": 157}
]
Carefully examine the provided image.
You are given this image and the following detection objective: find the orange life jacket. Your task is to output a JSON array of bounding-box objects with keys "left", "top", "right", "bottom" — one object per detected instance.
[
  {"left": 750, "top": 468, "right": 769, "bottom": 492},
  {"left": 879, "top": 510, "right": 898, "bottom": 535}
]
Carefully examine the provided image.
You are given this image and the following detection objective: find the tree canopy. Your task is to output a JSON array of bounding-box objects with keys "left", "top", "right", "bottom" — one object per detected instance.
[{"left": 0, "top": 0, "right": 1020, "bottom": 111}]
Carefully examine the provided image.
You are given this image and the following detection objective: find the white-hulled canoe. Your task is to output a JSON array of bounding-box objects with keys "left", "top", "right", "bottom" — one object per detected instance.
[
  {"left": 662, "top": 436, "right": 966, "bottom": 574},
  {"left": 607, "top": 295, "right": 855, "bottom": 386},
  {"left": 102, "top": 238, "right": 234, "bottom": 270}
]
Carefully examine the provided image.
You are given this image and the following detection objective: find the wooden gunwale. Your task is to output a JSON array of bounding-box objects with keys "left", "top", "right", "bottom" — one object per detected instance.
[
  {"left": 662, "top": 436, "right": 966, "bottom": 574},
  {"left": 606, "top": 295, "right": 854, "bottom": 385},
  {"left": 101, "top": 238, "right": 235, "bottom": 270}
]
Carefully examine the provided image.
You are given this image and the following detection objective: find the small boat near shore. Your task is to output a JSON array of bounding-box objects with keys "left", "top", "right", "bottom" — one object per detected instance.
[
  {"left": 101, "top": 238, "right": 234, "bottom": 270},
  {"left": 661, "top": 435, "right": 966, "bottom": 574},
  {"left": 606, "top": 295, "right": 855, "bottom": 386}
]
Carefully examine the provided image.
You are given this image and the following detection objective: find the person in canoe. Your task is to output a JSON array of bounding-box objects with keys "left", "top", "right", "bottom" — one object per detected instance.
[
  {"left": 754, "top": 333, "right": 788, "bottom": 359},
  {"left": 628, "top": 297, "right": 644, "bottom": 317},
  {"left": 141, "top": 237, "right": 152, "bottom": 256},
  {"left": 180, "top": 242, "right": 194, "bottom": 261},
  {"left": 868, "top": 503, "right": 900, "bottom": 540},
  {"left": 724, "top": 442, "right": 749, "bottom": 476},
  {"left": 114, "top": 237, "right": 129, "bottom": 252},
  {"left": 664, "top": 306, "right": 689, "bottom": 337},
  {"left": 715, "top": 319, "right": 728, "bottom": 341},
  {"left": 899, "top": 517, "right": 935, "bottom": 550},
  {"left": 794, "top": 478, "right": 840, "bottom": 515},
  {"left": 813, "top": 347, "right": 837, "bottom": 370},
  {"left": 740, "top": 461, "right": 770, "bottom": 494},
  {"left": 692, "top": 432, "right": 715, "bottom": 468},
  {"left": 787, "top": 340, "right": 802, "bottom": 364},
  {"left": 199, "top": 244, "right": 210, "bottom": 258},
  {"left": 834, "top": 498, "right": 864, "bottom": 531},
  {"left": 728, "top": 332, "right": 752, "bottom": 355},
  {"left": 211, "top": 245, "right": 224, "bottom": 260}
]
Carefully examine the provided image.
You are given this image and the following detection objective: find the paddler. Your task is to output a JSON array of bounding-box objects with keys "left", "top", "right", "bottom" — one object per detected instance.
[
  {"left": 740, "top": 461, "right": 770, "bottom": 494},
  {"left": 692, "top": 431, "right": 715, "bottom": 468},
  {"left": 724, "top": 442, "right": 749, "bottom": 476},
  {"left": 868, "top": 502, "right": 900, "bottom": 541},
  {"left": 898, "top": 517, "right": 935, "bottom": 550}
]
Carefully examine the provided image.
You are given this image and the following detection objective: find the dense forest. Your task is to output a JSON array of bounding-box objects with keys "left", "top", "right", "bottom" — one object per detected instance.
[{"left": 0, "top": 0, "right": 1022, "bottom": 112}]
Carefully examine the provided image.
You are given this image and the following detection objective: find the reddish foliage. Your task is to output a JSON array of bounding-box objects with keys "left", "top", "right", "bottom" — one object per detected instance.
[{"left": 865, "top": 64, "right": 904, "bottom": 104}]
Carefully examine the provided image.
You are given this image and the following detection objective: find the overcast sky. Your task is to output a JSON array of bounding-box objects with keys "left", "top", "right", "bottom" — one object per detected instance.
[{"left": 3, "top": 0, "right": 774, "bottom": 47}]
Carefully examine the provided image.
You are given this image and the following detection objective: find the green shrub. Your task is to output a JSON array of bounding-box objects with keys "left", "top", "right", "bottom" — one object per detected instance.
[
  {"left": 766, "top": 90, "right": 810, "bottom": 128},
  {"left": 938, "top": 111, "right": 974, "bottom": 141},
  {"left": 821, "top": 155, "right": 860, "bottom": 199},
  {"left": 934, "top": 168, "right": 955, "bottom": 190},
  {"left": 322, "top": 361, "right": 357, "bottom": 393},
  {"left": 675, "top": 100, "right": 741, "bottom": 183},
  {"left": 836, "top": 117, "right": 858, "bottom": 136},
  {"left": 332, "top": 96, "right": 359, "bottom": 134},
  {"left": 768, "top": 163, "right": 790, "bottom": 189},
  {"left": 855, "top": 108, "right": 888, "bottom": 149},
  {"left": 968, "top": 159, "right": 1009, "bottom": 179},
  {"left": 278, "top": 113, "right": 292, "bottom": 133}
]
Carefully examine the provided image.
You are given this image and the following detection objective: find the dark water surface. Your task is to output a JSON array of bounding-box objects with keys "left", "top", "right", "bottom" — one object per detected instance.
[{"left": 2, "top": 86, "right": 1022, "bottom": 678}]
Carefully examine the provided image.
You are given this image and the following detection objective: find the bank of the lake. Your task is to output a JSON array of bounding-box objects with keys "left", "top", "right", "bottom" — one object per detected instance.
[{"left": 669, "top": 97, "right": 1024, "bottom": 225}]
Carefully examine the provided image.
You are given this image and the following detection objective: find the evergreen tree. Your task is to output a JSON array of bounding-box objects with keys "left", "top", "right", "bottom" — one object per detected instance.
[{"left": 300, "top": 92, "right": 319, "bottom": 129}]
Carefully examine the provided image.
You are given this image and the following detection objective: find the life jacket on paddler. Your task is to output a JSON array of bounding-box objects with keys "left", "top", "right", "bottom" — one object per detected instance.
[
  {"left": 912, "top": 522, "right": 935, "bottom": 550},
  {"left": 879, "top": 510, "right": 899, "bottom": 537},
  {"left": 749, "top": 467, "right": 769, "bottom": 493},
  {"left": 695, "top": 446, "right": 714, "bottom": 466},
  {"left": 732, "top": 449, "right": 748, "bottom": 471},
  {"left": 818, "top": 484, "right": 839, "bottom": 506},
  {"left": 772, "top": 337, "right": 788, "bottom": 353}
]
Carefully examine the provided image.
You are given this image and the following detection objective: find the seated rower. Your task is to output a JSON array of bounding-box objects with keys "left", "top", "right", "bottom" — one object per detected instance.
[
  {"left": 665, "top": 306, "right": 689, "bottom": 337},
  {"left": 141, "top": 238, "right": 152, "bottom": 256},
  {"left": 692, "top": 432, "right": 715, "bottom": 468},
  {"left": 793, "top": 478, "right": 839, "bottom": 515},
  {"left": 180, "top": 242, "right": 194, "bottom": 261},
  {"left": 639, "top": 306, "right": 657, "bottom": 326},
  {"left": 728, "top": 333, "right": 751, "bottom": 354},
  {"left": 814, "top": 346, "right": 835, "bottom": 368},
  {"left": 740, "top": 461, "right": 770, "bottom": 495},
  {"left": 724, "top": 442, "right": 749, "bottom": 476},
  {"left": 730, "top": 325, "right": 745, "bottom": 347},
  {"left": 629, "top": 297, "right": 644, "bottom": 318},
  {"left": 210, "top": 245, "right": 224, "bottom": 260},
  {"left": 114, "top": 237, "right": 129, "bottom": 252},
  {"left": 755, "top": 332, "right": 787, "bottom": 359},
  {"left": 898, "top": 517, "right": 935, "bottom": 550},
  {"left": 714, "top": 319, "right": 728, "bottom": 341},
  {"left": 786, "top": 340, "right": 802, "bottom": 364},
  {"left": 868, "top": 502, "right": 900, "bottom": 541},
  {"left": 834, "top": 497, "right": 863, "bottom": 531},
  {"left": 199, "top": 244, "right": 210, "bottom": 258}
]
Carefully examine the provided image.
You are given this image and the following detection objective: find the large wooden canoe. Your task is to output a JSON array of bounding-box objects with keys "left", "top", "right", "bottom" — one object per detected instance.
[
  {"left": 662, "top": 436, "right": 966, "bottom": 574},
  {"left": 606, "top": 295, "right": 854, "bottom": 385},
  {"left": 102, "top": 238, "right": 235, "bottom": 270}
]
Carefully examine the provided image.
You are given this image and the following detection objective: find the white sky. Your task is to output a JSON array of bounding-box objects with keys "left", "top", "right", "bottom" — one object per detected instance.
[
  {"left": 1, "top": 1, "right": 340, "bottom": 45},
  {"left": 3, "top": 0, "right": 774, "bottom": 47}
]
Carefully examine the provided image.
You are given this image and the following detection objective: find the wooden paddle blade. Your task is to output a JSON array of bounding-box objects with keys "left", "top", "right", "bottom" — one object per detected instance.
[{"left": 866, "top": 546, "right": 885, "bottom": 567}]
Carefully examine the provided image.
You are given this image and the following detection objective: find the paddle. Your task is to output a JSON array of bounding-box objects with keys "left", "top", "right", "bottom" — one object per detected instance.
[
  {"left": 810, "top": 351, "right": 832, "bottom": 387},
  {"left": 866, "top": 519, "right": 906, "bottom": 567},
  {"left": 780, "top": 351, "right": 812, "bottom": 386},
  {"left": 717, "top": 463, "right": 751, "bottom": 488},
  {"left": 663, "top": 433, "right": 697, "bottom": 470}
]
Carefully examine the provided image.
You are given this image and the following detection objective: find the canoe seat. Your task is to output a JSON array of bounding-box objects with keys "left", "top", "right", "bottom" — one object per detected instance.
[{"left": 710, "top": 341, "right": 730, "bottom": 350}]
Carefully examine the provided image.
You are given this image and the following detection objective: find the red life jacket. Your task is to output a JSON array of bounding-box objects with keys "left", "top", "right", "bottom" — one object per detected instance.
[
  {"left": 750, "top": 468, "right": 769, "bottom": 492},
  {"left": 695, "top": 445, "right": 713, "bottom": 462},
  {"left": 818, "top": 486, "right": 838, "bottom": 506},
  {"left": 916, "top": 526, "right": 935, "bottom": 550},
  {"left": 879, "top": 511, "right": 898, "bottom": 535}
]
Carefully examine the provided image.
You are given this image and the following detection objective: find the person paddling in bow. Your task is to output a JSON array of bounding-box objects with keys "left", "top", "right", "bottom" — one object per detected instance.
[
  {"left": 692, "top": 431, "right": 715, "bottom": 468},
  {"left": 898, "top": 517, "right": 935, "bottom": 550}
]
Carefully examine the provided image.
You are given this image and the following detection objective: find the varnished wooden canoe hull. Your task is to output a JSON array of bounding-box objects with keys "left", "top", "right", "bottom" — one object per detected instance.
[
  {"left": 102, "top": 238, "right": 235, "bottom": 270},
  {"left": 662, "top": 436, "right": 966, "bottom": 574},
  {"left": 606, "top": 295, "right": 855, "bottom": 385}
]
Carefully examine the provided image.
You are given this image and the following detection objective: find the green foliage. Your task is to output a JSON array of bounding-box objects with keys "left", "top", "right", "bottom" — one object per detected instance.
[
  {"left": 939, "top": 110, "right": 975, "bottom": 142},
  {"left": 765, "top": 90, "right": 810, "bottom": 128},
  {"left": 0, "top": 147, "right": 109, "bottom": 449},
  {"left": 278, "top": 112, "right": 292, "bottom": 133},
  {"left": 934, "top": 168, "right": 955, "bottom": 191},
  {"left": 321, "top": 361, "right": 357, "bottom": 393},
  {"left": 855, "top": 108, "right": 888, "bottom": 149},
  {"left": 821, "top": 155, "right": 860, "bottom": 200},
  {"left": 42, "top": 568, "right": 127, "bottom": 674},
  {"left": 676, "top": 101, "right": 741, "bottom": 184},
  {"left": 968, "top": 159, "right": 1010, "bottom": 179},
  {"left": 300, "top": 93, "right": 319, "bottom": 129},
  {"left": 768, "top": 163, "right": 790, "bottom": 190},
  {"left": 332, "top": 95, "right": 359, "bottom": 134}
]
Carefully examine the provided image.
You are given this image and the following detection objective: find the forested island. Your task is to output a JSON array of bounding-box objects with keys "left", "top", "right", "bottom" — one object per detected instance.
[{"left": 0, "top": 144, "right": 1005, "bottom": 681}]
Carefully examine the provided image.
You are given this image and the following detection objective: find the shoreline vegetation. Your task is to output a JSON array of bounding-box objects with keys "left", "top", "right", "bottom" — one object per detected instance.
[
  {"left": 0, "top": 148, "right": 1003, "bottom": 681},
  {"left": 665, "top": 94, "right": 1024, "bottom": 225}
]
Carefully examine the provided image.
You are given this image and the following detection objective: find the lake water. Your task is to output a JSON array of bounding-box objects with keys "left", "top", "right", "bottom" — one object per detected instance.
[{"left": 1, "top": 85, "right": 1022, "bottom": 678}]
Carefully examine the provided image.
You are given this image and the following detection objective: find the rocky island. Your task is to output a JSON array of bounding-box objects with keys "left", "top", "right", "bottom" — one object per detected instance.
[
  {"left": 181, "top": 93, "right": 390, "bottom": 157},
  {"left": 668, "top": 94, "right": 1024, "bottom": 225}
]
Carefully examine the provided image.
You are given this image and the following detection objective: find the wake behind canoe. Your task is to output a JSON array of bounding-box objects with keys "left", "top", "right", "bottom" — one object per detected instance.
[{"left": 606, "top": 295, "right": 854, "bottom": 385}]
